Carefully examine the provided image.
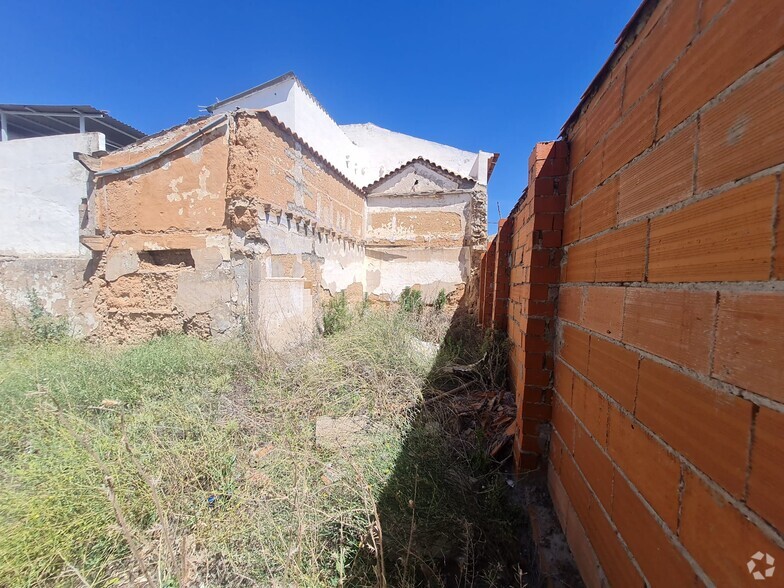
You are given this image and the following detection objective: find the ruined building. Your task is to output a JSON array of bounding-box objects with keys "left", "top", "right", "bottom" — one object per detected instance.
[{"left": 0, "top": 74, "right": 497, "bottom": 347}]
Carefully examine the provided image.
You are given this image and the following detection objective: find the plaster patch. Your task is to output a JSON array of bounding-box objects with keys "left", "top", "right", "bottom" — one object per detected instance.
[
  {"left": 167, "top": 177, "right": 185, "bottom": 201},
  {"left": 175, "top": 270, "right": 235, "bottom": 317}
]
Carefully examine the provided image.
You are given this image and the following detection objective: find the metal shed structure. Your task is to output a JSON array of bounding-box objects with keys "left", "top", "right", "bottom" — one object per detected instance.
[{"left": 0, "top": 104, "right": 144, "bottom": 151}]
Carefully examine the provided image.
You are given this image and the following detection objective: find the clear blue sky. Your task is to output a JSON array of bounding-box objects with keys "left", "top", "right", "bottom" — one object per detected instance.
[{"left": 1, "top": 0, "right": 639, "bottom": 226}]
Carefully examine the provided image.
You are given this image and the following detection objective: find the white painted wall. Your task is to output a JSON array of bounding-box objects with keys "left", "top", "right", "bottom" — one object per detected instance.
[
  {"left": 342, "top": 123, "right": 482, "bottom": 185},
  {"left": 210, "top": 74, "right": 492, "bottom": 190},
  {"left": 289, "top": 84, "right": 366, "bottom": 184},
  {"left": 0, "top": 132, "right": 105, "bottom": 257},
  {"left": 365, "top": 246, "right": 469, "bottom": 300},
  {"left": 211, "top": 77, "right": 297, "bottom": 129},
  {"left": 212, "top": 77, "right": 365, "bottom": 185}
]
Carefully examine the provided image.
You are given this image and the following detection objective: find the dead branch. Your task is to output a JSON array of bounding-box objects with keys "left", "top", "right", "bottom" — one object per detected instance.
[
  {"left": 122, "top": 416, "right": 181, "bottom": 584},
  {"left": 423, "top": 380, "right": 473, "bottom": 405}
]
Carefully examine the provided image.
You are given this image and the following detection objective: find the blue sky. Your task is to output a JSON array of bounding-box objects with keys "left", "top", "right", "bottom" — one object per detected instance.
[{"left": 1, "top": 0, "right": 639, "bottom": 225}]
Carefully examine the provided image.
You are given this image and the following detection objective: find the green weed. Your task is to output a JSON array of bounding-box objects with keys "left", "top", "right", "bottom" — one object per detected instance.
[
  {"left": 323, "top": 292, "right": 351, "bottom": 335},
  {"left": 434, "top": 288, "right": 448, "bottom": 311},
  {"left": 26, "top": 289, "right": 69, "bottom": 342},
  {"left": 399, "top": 287, "right": 423, "bottom": 314}
]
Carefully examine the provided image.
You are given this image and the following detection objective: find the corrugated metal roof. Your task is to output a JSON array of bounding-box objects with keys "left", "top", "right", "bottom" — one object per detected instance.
[{"left": 0, "top": 104, "right": 145, "bottom": 151}]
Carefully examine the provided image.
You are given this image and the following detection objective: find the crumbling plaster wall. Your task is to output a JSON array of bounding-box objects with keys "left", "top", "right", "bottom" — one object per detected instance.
[
  {"left": 227, "top": 112, "right": 365, "bottom": 238},
  {"left": 226, "top": 111, "right": 366, "bottom": 299},
  {"left": 7, "top": 106, "right": 486, "bottom": 346},
  {"left": 365, "top": 166, "right": 487, "bottom": 301},
  {"left": 93, "top": 118, "right": 230, "bottom": 234},
  {"left": 211, "top": 76, "right": 367, "bottom": 186},
  {"left": 84, "top": 111, "right": 368, "bottom": 346},
  {"left": 83, "top": 117, "right": 237, "bottom": 342},
  {"left": 0, "top": 257, "right": 98, "bottom": 335}
]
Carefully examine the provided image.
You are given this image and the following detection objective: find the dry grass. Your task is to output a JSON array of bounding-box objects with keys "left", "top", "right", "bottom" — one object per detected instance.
[{"left": 0, "top": 306, "right": 524, "bottom": 587}]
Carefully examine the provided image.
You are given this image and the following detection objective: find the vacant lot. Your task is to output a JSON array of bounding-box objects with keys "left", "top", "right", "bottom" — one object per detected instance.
[{"left": 0, "top": 306, "right": 525, "bottom": 587}]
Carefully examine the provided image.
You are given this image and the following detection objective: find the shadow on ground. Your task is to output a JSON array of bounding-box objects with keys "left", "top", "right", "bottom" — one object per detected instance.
[{"left": 353, "top": 298, "right": 583, "bottom": 587}]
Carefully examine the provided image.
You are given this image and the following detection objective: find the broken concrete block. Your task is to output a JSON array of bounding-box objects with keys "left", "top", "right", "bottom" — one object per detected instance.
[
  {"left": 104, "top": 250, "right": 139, "bottom": 282},
  {"left": 192, "top": 246, "right": 224, "bottom": 271}
]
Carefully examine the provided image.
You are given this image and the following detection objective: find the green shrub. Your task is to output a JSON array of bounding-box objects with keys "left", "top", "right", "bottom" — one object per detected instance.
[
  {"left": 323, "top": 292, "right": 351, "bottom": 335},
  {"left": 26, "top": 290, "right": 69, "bottom": 342},
  {"left": 434, "top": 288, "right": 447, "bottom": 311},
  {"left": 399, "top": 286, "right": 423, "bottom": 314}
]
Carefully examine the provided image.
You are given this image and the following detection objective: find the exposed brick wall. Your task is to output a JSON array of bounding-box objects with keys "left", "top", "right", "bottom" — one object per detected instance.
[
  {"left": 478, "top": 237, "right": 497, "bottom": 328},
  {"left": 477, "top": 219, "right": 514, "bottom": 330},
  {"left": 477, "top": 0, "right": 784, "bottom": 584},
  {"left": 490, "top": 218, "right": 513, "bottom": 330},
  {"left": 507, "top": 142, "right": 568, "bottom": 472}
]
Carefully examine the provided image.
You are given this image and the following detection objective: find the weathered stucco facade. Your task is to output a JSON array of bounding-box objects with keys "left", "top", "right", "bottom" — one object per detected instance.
[
  {"left": 1, "top": 74, "right": 495, "bottom": 348},
  {"left": 364, "top": 159, "right": 486, "bottom": 301}
]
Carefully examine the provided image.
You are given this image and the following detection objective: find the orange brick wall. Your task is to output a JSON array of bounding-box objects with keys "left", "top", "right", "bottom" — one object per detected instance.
[
  {"left": 478, "top": 218, "right": 514, "bottom": 330},
  {"left": 507, "top": 142, "right": 568, "bottom": 471},
  {"left": 490, "top": 218, "right": 513, "bottom": 330},
  {"left": 478, "top": 237, "right": 497, "bottom": 328},
  {"left": 478, "top": 0, "right": 784, "bottom": 584}
]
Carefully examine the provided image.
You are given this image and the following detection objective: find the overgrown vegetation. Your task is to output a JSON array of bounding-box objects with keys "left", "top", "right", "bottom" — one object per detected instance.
[
  {"left": 323, "top": 292, "right": 351, "bottom": 335},
  {"left": 0, "top": 289, "right": 72, "bottom": 344},
  {"left": 434, "top": 288, "right": 448, "bottom": 312},
  {"left": 0, "top": 303, "right": 524, "bottom": 587},
  {"left": 26, "top": 289, "right": 70, "bottom": 342},
  {"left": 399, "top": 287, "right": 424, "bottom": 314}
]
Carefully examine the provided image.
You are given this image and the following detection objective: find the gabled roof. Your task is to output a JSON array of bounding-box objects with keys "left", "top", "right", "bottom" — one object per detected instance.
[
  {"left": 205, "top": 72, "right": 498, "bottom": 189},
  {"left": 341, "top": 122, "right": 480, "bottom": 186},
  {"left": 207, "top": 72, "right": 296, "bottom": 113},
  {"left": 88, "top": 109, "right": 365, "bottom": 193},
  {"left": 207, "top": 71, "right": 335, "bottom": 122},
  {"left": 255, "top": 110, "right": 364, "bottom": 192},
  {"left": 364, "top": 156, "right": 473, "bottom": 193}
]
